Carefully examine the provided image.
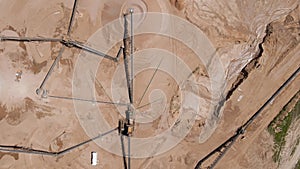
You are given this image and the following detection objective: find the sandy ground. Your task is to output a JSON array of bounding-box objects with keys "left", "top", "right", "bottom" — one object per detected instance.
[{"left": 0, "top": 0, "right": 299, "bottom": 169}]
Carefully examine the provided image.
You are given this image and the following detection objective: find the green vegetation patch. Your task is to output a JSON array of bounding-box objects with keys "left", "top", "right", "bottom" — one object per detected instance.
[
  {"left": 267, "top": 92, "right": 300, "bottom": 163},
  {"left": 294, "top": 159, "right": 300, "bottom": 169}
]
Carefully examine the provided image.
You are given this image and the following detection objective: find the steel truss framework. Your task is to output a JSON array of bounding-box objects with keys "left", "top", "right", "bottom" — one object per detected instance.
[
  {"left": 1, "top": 1, "right": 299, "bottom": 169},
  {"left": 0, "top": 1, "right": 136, "bottom": 169}
]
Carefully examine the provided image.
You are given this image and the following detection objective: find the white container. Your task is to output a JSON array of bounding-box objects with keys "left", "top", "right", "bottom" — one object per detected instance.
[{"left": 91, "top": 151, "right": 98, "bottom": 166}]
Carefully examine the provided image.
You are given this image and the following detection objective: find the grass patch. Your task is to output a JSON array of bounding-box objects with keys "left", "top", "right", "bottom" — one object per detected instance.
[
  {"left": 268, "top": 92, "right": 300, "bottom": 163},
  {"left": 295, "top": 159, "right": 300, "bottom": 169}
]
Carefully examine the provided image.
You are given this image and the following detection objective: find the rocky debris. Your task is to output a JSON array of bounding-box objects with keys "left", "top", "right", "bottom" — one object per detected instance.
[
  {"left": 169, "top": 0, "right": 185, "bottom": 10},
  {"left": 225, "top": 23, "right": 272, "bottom": 100},
  {"left": 184, "top": 0, "right": 298, "bottom": 84},
  {"left": 182, "top": 0, "right": 299, "bottom": 143}
]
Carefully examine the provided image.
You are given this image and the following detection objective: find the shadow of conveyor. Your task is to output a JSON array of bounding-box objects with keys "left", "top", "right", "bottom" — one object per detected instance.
[{"left": 0, "top": 128, "right": 118, "bottom": 157}]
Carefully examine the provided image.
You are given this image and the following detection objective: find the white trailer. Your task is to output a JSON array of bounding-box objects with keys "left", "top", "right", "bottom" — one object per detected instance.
[{"left": 91, "top": 151, "right": 98, "bottom": 166}]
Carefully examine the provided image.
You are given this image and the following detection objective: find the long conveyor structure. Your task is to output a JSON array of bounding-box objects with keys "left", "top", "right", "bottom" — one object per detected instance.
[{"left": 194, "top": 66, "right": 300, "bottom": 169}]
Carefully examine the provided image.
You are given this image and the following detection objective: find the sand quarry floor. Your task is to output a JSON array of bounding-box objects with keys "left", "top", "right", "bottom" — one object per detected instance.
[{"left": 0, "top": 0, "right": 299, "bottom": 169}]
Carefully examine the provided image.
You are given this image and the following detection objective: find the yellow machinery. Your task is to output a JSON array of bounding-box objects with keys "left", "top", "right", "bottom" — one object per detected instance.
[{"left": 118, "top": 110, "right": 135, "bottom": 136}]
